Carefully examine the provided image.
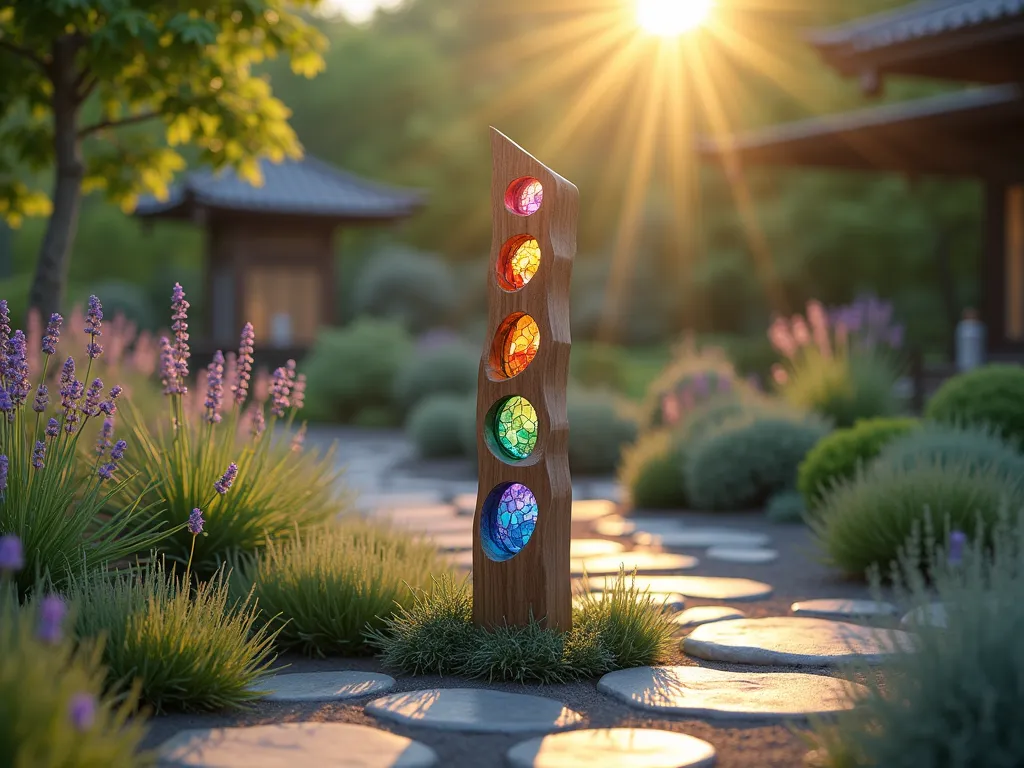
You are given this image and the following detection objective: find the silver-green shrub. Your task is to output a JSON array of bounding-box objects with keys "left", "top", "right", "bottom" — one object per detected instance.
[
  {"left": 406, "top": 394, "right": 474, "bottom": 458},
  {"left": 874, "top": 422, "right": 1024, "bottom": 480}
]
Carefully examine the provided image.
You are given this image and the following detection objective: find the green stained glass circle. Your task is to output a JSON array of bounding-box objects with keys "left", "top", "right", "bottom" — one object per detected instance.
[{"left": 494, "top": 395, "right": 538, "bottom": 460}]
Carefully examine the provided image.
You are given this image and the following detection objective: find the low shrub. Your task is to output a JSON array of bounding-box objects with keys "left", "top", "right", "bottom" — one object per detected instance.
[
  {"left": 926, "top": 364, "right": 1024, "bottom": 448},
  {"left": 71, "top": 559, "right": 277, "bottom": 713},
  {"left": 571, "top": 343, "right": 630, "bottom": 393},
  {"left": 812, "top": 459, "right": 1024, "bottom": 577},
  {"left": 685, "top": 414, "right": 830, "bottom": 511},
  {"left": 393, "top": 340, "right": 478, "bottom": 414},
  {"left": 618, "top": 430, "right": 688, "bottom": 510},
  {"left": 797, "top": 417, "right": 919, "bottom": 512},
  {"left": 809, "top": 517, "right": 1024, "bottom": 767},
  {"left": 765, "top": 490, "right": 807, "bottom": 523},
  {"left": 235, "top": 519, "right": 446, "bottom": 657},
  {"left": 1, "top": 574, "right": 150, "bottom": 767},
  {"left": 351, "top": 246, "right": 459, "bottom": 333},
  {"left": 367, "top": 570, "right": 675, "bottom": 684},
  {"left": 875, "top": 423, "right": 1024, "bottom": 481},
  {"left": 568, "top": 390, "right": 639, "bottom": 476},
  {"left": 406, "top": 395, "right": 474, "bottom": 459},
  {"left": 304, "top": 318, "right": 411, "bottom": 424},
  {"left": 639, "top": 339, "right": 742, "bottom": 431}
]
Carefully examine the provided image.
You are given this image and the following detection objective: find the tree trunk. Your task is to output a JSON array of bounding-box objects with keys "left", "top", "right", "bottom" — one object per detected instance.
[{"left": 30, "top": 38, "right": 83, "bottom": 320}]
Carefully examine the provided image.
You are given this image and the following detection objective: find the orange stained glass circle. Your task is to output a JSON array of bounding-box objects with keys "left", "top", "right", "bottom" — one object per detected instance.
[
  {"left": 497, "top": 235, "right": 542, "bottom": 291},
  {"left": 505, "top": 177, "right": 544, "bottom": 216},
  {"left": 492, "top": 313, "right": 541, "bottom": 379}
]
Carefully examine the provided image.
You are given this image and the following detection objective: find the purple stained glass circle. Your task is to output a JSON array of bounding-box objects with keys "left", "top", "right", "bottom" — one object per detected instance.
[
  {"left": 505, "top": 177, "right": 544, "bottom": 217},
  {"left": 481, "top": 482, "right": 539, "bottom": 561}
]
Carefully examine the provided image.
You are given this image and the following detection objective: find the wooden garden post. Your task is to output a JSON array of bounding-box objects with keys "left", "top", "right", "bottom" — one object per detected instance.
[{"left": 472, "top": 128, "right": 579, "bottom": 632}]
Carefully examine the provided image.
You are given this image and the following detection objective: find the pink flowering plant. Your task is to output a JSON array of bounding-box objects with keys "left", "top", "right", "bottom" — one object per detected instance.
[
  {"left": 768, "top": 296, "right": 904, "bottom": 428},
  {"left": 120, "top": 284, "right": 341, "bottom": 578},
  {"left": 0, "top": 297, "right": 167, "bottom": 597}
]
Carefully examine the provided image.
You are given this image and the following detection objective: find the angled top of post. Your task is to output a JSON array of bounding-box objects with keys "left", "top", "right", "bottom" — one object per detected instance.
[{"left": 490, "top": 127, "right": 579, "bottom": 195}]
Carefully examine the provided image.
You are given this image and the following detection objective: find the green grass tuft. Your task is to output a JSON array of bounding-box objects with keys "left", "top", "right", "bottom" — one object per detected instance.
[
  {"left": 233, "top": 519, "right": 448, "bottom": 657},
  {"left": 367, "top": 570, "right": 676, "bottom": 684},
  {"left": 71, "top": 559, "right": 278, "bottom": 713}
]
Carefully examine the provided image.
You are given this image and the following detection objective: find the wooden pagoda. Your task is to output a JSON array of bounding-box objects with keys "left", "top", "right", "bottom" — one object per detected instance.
[{"left": 701, "top": 0, "right": 1024, "bottom": 359}]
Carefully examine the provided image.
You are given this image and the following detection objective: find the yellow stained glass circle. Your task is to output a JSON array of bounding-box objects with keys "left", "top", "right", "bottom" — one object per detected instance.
[
  {"left": 505, "top": 177, "right": 544, "bottom": 216},
  {"left": 491, "top": 313, "right": 540, "bottom": 379},
  {"left": 497, "top": 235, "right": 541, "bottom": 291}
]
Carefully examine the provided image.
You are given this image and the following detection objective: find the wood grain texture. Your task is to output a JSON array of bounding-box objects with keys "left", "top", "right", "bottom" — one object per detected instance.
[{"left": 472, "top": 128, "right": 579, "bottom": 632}]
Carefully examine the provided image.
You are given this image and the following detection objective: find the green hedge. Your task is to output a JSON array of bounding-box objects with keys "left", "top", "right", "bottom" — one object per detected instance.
[{"left": 926, "top": 364, "right": 1024, "bottom": 448}]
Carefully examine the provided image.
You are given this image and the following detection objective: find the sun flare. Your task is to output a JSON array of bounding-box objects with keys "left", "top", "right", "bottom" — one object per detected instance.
[{"left": 636, "top": 0, "right": 713, "bottom": 37}]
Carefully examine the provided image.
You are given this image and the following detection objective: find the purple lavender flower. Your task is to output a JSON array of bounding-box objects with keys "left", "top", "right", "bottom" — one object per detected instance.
[
  {"left": 59, "top": 356, "right": 75, "bottom": 388},
  {"left": 948, "top": 530, "right": 967, "bottom": 566},
  {"left": 214, "top": 462, "right": 238, "bottom": 495},
  {"left": 62, "top": 380, "right": 84, "bottom": 433},
  {"left": 31, "top": 440, "right": 45, "bottom": 470},
  {"left": 269, "top": 366, "right": 291, "bottom": 417},
  {"left": 232, "top": 323, "right": 255, "bottom": 406},
  {"left": 0, "top": 300, "right": 10, "bottom": 351},
  {"left": 170, "top": 283, "right": 190, "bottom": 384},
  {"left": 68, "top": 693, "right": 96, "bottom": 731},
  {"left": 82, "top": 378, "right": 103, "bottom": 417},
  {"left": 188, "top": 507, "right": 204, "bottom": 535},
  {"left": 85, "top": 296, "right": 103, "bottom": 359},
  {"left": 0, "top": 390, "right": 13, "bottom": 415},
  {"left": 6, "top": 330, "right": 29, "bottom": 406},
  {"left": 0, "top": 533, "right": 22, "bottom": 571},
  {"left": 250, "top": 406, "right": 265, "bottom": 437},
  {"left": 45, "top": 418, "right": 59, "bottom": 439},
  {"left": 691, "top": 373, "right": 709, "bottom": 398},
  {"left": 159, "top": 336, "right": 176, "bottom": 395},
  {"left": 110, "top": 439, "right": 126, "bottom": 462},
  {"left": 37, "top": 595, "right": 66, "bottom": 644},
  {"left": 33, "top": 384, "right": 48, "bottom": 413},
  {"left": 292, "top": 373, "right": 306, "bottom": 411},
  {"left": 96, "top": 417, "right": 114, "bottom": 456},
  {"left": 98, "top": 384, "right": 122, "bottom": 416},
  {"left": 98, "top": 439, "right": 126, "bottom": 481},
  {"left": 204, "top": 351, "right": 225, "bottom": 424},
  {"left": 42, "top": 313, "right": 62, "bottom": 356},
  {"left": 0, "top": 455, "right": 7, "bottom": 492}
]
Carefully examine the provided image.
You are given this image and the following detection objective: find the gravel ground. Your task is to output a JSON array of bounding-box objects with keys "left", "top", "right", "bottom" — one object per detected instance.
[{"left": 143, "top": 512, "right": 878, "bottom": 768}]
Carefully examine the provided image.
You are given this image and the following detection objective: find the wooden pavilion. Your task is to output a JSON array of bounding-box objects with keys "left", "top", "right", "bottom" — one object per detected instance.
[
  {"left": 701, "top": 0, "right": 1024, "bottom": 360},
  {"left": 135, "top": 155, "right": 422, "bottom": 358}
]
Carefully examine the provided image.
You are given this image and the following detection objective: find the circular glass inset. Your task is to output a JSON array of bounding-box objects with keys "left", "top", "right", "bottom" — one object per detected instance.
[
  {"left": 505, "top": 177, "right": 544, "bottom": 216},
  {"left": 491, "top": 313, "right": 540, "bottom": 379},
  {"left": 493, "top": 395, "right": 538, "bottom": 460},
  {"left": 481, "top": 481, "right": 539, "bottom": 561},
  {"left": 497, "top": 235, "right": 541, "bottom": 291}
]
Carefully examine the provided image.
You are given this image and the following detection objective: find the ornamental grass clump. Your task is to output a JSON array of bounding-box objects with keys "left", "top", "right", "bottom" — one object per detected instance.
[
  {"left": 121, "top": 284, "right": 342, "bottom": 579},
  {"left": 0, "top": 297, "right": 167, "bottom": 597},
  {"left": 0, "top": 546, "right": 150, "bottom": 767},
  {"left": 71, "top": 552, "right": 278, "bottom": 714},
  {"left": 368, "top": 570, "right": 675, "bottom": 684},
  {"left": 809, "top": 519, "right": 1024, "bottom": 768},
  {"left": 234, "top": 518, "right": 446, "bottom": 657}
]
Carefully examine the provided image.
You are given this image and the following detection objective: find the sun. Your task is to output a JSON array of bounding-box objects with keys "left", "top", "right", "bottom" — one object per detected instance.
[{"left": 636, "top": 0, "right": 713, "bottom": 37}]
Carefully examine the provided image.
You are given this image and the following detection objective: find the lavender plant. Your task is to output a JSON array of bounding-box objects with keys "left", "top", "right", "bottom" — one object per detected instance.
[
  {"left": 121, "top": 284, "right": 343, "bottom": 578},
  {"left": 0, "top": 298, "right": 167, "bottom": 597}
]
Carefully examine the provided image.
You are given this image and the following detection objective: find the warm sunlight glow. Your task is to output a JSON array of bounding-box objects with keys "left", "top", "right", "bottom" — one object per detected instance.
[{"left": 636, "top": 0, "right": 713, "bottom": 36}]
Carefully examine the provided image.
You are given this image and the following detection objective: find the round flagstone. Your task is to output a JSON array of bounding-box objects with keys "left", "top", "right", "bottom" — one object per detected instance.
[
  {"left": 158, "top": 722, "right": 438, "bottom": 767},
  {"left": 706, "top": 546, "right": 778, "bottom": 564},
  {"left": 791, "top": 599, "right": 898, "bottom": 620},
  {"left": 251, "top": 671, "right": 395, "bottom": 702},
  {"left": 427, "top": 531, "right": 474, "bottom": 551},
  {"left": 901, "top": 603, "right": 947, "bottom": 629},
  {"left": 366, "top": 689, "right": 583, "bottom": 734},
  {"left": 507, "top": 728, "right": 716, "bottom": 768},
  {"left": 573, "top": 500, "right": 617, "bottom": 521},
  {"left": 597, "top": 665, "right": 863, "bottom": 722},
  {"left": 593, "top": 516, "right": 637, "bottom": 537},
  {"left": 588, "top": 574, "right": 772, "bottom": 602},
  {"left": 394, "top": 516, "right": 470, "bottom": 535},
  {"left": 573, "top": 551, "right": 698, "bottom": 576},
  {"left": 673, "top": 605, "right": 746, "bottom": 630},
  {"left": 570, "top": 538, "right": 626, "bottom": 558},
  {"left": 683, "top": 617, "right": 914, "bottom": 666},
  {"left": 576, "top": 591, "right": 686, "bottom": 614},
  {"left": 634, "top": 528, "right": 771, "bottom": 549}
]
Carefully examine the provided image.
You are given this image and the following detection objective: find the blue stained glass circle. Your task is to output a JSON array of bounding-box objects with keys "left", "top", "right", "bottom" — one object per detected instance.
[{"left": 480, "top": 482, "right": 539, "bottom": 562}]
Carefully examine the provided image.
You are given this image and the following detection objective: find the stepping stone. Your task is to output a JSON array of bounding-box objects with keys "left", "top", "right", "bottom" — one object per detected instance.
[
  {"left": 252, "top": 671, "right": 395, "bottom": 702},
  {"left": 598, "top": 666, "right": 863, "bottom": 722},
  {"left": 395, "top": 517, "right": 470, "bottom": 535},
  {"left": 371, "top": 504, "right": 459, "bottom": 522},
  {"left": 683, "top": 617, "right": 914, "bottom": 666},
  {"left": 427, "top": 531, "right": 474, "bottom": 551},
  {"left": 569, "top": 539, "right": 626, "bottom": 558},
  {"left": 673, "top": 606, "right": 746, "bottom": 630},
  {"left": 587, "top": 575, "right": 772, "bottom": 602},
  {"left": 573, "top": 552, "right": 698, "bottom": 576},
  {"left": 358, "top": 493, "right": 444, "bottom": 511},
  {"left": 706, "top": 546, "right": 778, "bottom": 564},
  {"left": 634, "top": 528, "right": 770, "bottom": 550},
  {"left": 507, "top": 728, "right": 716, "bottom": 768},
  {"left": 452, "top": 493, "right": 477, "bottom": 515},
  {"left": 593, "top": 517, "right": 637, "bottom": 537},
  {"left": 366, "top": 689, "right": 583, "bottom": 734},
  {"left": 791, "top": 599, "right": 898, "bottom": 620},
  {"left": 159, "top": 723, "right": 437, "bottom": 767},
  {"left": 575, "top": 591, "right": 686, "bottom": 614},
  {"left": 901, "top": 603, "right": 947, "bottom": 629},
  {"left": 573, "top": 500, "right": 617, "bottom": 521}
]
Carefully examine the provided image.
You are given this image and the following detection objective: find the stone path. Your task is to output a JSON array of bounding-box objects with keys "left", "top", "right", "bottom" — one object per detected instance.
[
  {"left": 572, "top": 551, "right": 699, "bottom": 576},
  {"left": 791, "top": 599, "right": 897, "bottom": 620},
  {"left": 252, "top": 671, "right": 395, "bottom": 702},
  {"left": 365, "top": 689, "right": 583, "bottom": 733},
  {"left": 507, "top": 728, "right": 716, "bottom": 768},
  {"left": 673, "top": 606, "right": 746, "bottom": 630},
  {"left": 706, "top": 547, "right": 778, "bottom": 564},
  {"left": 588, "top": 574, "right": 773, "bottom": 602}
]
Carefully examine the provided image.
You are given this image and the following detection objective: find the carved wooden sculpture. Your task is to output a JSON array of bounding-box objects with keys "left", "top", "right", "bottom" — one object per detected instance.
[{"left": 472, "top": 128, "right": 579, "bottom": 632}]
